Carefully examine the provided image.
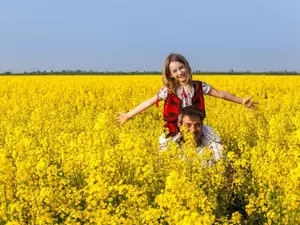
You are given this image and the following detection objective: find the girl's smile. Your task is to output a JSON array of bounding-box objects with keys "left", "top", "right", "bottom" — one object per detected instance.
[{"left": 169, "top": 61, "right": 190, "bottom": 85}]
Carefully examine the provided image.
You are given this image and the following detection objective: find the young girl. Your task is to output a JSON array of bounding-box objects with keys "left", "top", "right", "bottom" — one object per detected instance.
[{"left": 116, "top": 53, "right": 257, "bottom": 138}]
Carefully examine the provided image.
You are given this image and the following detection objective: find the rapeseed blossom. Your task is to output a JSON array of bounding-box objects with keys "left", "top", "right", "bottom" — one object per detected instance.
[{"left": 0, "top": 75, "right": 299, "bottom": 224}]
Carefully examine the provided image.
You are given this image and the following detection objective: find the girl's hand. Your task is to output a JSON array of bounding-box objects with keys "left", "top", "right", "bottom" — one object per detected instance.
[
  {"left": 242, "top": 96, "right": 258, "bottom": 109},
  {"left": 116, "top": 112, "right": 129, "bottom": 124}
]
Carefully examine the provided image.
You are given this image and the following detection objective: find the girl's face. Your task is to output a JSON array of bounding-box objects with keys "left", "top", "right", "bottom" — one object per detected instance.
[{"left": 169, "top": 61, "right": 190, "bottom": 85}]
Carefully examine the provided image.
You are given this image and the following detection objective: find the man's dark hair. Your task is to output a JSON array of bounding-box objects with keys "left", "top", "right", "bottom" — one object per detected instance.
[{"left": 178, "top": 106, "right": 205, "bottom": 124}]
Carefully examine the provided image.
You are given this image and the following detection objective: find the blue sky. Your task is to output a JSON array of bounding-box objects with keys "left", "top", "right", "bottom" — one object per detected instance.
[{"left": 1, "top": 0, "right": 299, "bottom": 73}]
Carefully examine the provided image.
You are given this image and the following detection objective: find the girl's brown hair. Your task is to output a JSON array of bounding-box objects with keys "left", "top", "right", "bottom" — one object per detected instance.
[{"left": 162, "top": 53, "right": 193, "bottom": 93}]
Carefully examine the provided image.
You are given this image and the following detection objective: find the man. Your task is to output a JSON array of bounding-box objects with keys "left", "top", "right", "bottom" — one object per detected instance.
[{"left": 159, "top": 106, "right": 223, "bottom": 165}]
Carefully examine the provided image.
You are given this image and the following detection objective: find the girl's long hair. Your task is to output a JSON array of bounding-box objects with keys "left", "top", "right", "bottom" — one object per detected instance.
[{"left": 162, "top": 53, "right": 193, "bottom": 94}]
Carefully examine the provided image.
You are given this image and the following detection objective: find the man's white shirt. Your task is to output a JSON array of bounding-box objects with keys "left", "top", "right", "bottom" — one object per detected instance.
[{"left": 159, "top": 125, "right": 223, "bottom": 166}]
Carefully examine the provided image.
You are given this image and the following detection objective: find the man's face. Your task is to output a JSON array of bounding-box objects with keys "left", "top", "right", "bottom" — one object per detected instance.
[{"left": 180, "top": 115, "right": 203, "bottom": 145}]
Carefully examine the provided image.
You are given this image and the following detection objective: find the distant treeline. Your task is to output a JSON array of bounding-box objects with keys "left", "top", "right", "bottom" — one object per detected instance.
[{"left": 1, "top": 69, "right": 300, "bottom": 75}]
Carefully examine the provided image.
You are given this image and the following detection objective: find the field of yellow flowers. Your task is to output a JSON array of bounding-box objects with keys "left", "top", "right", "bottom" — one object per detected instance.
[{"left": 0, "top": 75, "right": 299, "bottom": 224}]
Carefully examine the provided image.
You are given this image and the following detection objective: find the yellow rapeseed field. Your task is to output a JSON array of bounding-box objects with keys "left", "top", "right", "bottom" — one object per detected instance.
[{"left": 0, "top": 75, "right": 299, "bottom": 224}]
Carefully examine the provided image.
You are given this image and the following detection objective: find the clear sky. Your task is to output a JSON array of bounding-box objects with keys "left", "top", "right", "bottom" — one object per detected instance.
[{"left": 1, "top": 0, "right": 299, "bottom": 73}]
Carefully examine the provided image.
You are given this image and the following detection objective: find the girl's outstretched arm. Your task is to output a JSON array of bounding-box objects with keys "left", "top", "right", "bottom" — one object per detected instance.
[
  {"left": 116, "top": 95, "right": 162, "bottom": 124},
  {"left": 207, "top": 87, "right": 258, "bottom": 109}
]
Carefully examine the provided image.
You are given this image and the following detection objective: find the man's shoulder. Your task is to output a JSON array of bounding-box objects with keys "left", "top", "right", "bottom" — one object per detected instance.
[{"left": 202, "top": 125, "right": 221, "bottom": 143}]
